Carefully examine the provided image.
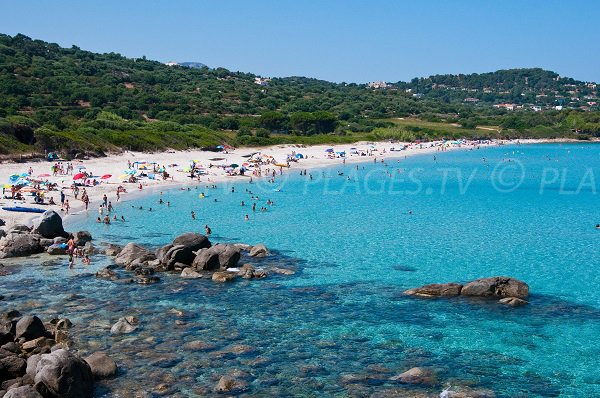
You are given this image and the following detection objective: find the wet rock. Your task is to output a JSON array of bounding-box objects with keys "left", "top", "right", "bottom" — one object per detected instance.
[
  {"left": 21, "top": 337, "right": 53, "bottom": 352},
  {"left": 461, "top": 277, "right": 528, "bottom": 299},
  {"left": 0, "top": 234, "right": 43, "bottom": 259},
  {"left": 110, "top": 317, "right": 139, "bottom": 335},
  {"left": 498, "top": 297, "right": 528, "bottom": 307},
  {"left": 31, "top": 211, "right": 66, "bottom": 239},
  {"left": 136, "top": 276, "right": 160, "bottom": 285},
  {"left": 192, "top": 248, "right": 220, "bottom": 271},
  {"left": 50, "top": 318, "right": 72, "bottom": 331},
  {"left": 3, "top": 385, "right": 43, "bottom": 398},
  {"left": 214, "top": 375, "right": 249, "bottom": 393},
  {"left": 0, "top": 219, "right": 4, "bottom": 227},
  {"left": 181, "top": 268, "right": 202, "bottom": 279},
  {"left": 213, "top": 244, "right": 241, "bottom": 269},
  {"left": 6, "top": 225, "right": 30, "bottom": 234},
  {"left": 249, "top": 243, "right": 269, "bottom": 257},
  {"left": 39, "top": 239, "right": 53, "bottom": 248},
  {"left": 46, "top": 244, "right": 67, "bottom": 255},
  {"left": 34, "top": 349, "right": 93, "bottom": 398},
  {"left": 212, "top": 271, "right": 237, "bottom": 283},
  {"left": 271, "top": 267, "right": 295, "bottom": 276},
  {"left": 72, "top": 231, "right": 92, "bottom": 247},
  {"left": 15, "top": 316, "right": 46, "bottom": 341},
  {"left": 404, "top": 283, "right": 463, "bottom": 297},
  {"left": 95, "top": 267, "right": 118, "bottom": 281},
  {"left": 390, "top": 367, "right": 436, "bottom": 385},
  {"left": 104, "top": 244, "right": 122, "bottom": 256},
  {"left": 84, "top": 352, "right": 117, "bottom": 379},
  {"left": 114, "top": 243, "right": 156, "bottom": 267},
  {"left": 26, "top": 355, "right": 41, "bottom": 378}
]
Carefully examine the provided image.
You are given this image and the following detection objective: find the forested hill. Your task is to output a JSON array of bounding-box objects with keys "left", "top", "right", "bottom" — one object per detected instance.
[{"left": 0, "top": 33, "right": 599, "bottom": 156}]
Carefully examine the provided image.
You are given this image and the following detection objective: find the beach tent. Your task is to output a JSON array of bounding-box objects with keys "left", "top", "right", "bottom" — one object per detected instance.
[{"left": 295, "top": 153, "right": 304, "bottom": 159}]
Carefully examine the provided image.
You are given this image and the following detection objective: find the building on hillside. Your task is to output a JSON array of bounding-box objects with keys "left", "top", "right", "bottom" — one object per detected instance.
[
  {"left": 165, "top": 61, "right": 179, "bottom": 66},
  {"left": 368, "top": 81, "right": 390, "bottom": 89},
  {"left": 494, "top": 103, "right": 516, "bottom": 111},
  {"left": 555, "top": 105, "right": 563, "bottom": 111},
  {"left": 463, "top": 98, "right": 480, "bottom": 103},
  {"left": 254, "top": 77, "right": 271, "bottom": 86}
]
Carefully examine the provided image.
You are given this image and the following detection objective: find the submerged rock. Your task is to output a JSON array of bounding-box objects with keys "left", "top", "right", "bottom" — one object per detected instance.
[
  {"left": 403, "top": 283, "right": 463, "bottom": 297},
  {"left": 498, "top": 297, "right": 528, "bottom": 307},
  {"left": 84, "top": 352, "right": 117, "bottom": 379},
  {"left": 110, "top": 317, "right": 139, "bottom": 335},
  {"left": 390, "top": 367, "right": 436, "bottom": 385},
  {"left": 181, "top": 268, "right": 202, "bottom": 279},
  {"left": 214, "top": 375, "right": 249, "bottom": 393}
]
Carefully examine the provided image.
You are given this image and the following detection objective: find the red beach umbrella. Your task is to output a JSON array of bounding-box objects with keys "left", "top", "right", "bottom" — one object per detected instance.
[
  {"left": 101, "top": 174, "right": 112, "bottom": 179},
  {"left": 37, "top": 173, "right": 51, "bottom": 177},
  {"left": 73, "top": 173, "right": 85, "bottom": 180}
]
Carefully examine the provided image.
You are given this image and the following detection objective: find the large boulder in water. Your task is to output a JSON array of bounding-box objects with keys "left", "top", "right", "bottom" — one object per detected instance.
[
  {"left": 192, "top": 248, "right": 221, "bottom": 271},
  {"left": 84, "top": 352, "right": 117, "bottom": 379},
  {"left": 114, "top": 243, "right": 155, "bottom": 267},
  {"left": 403, "top": 283, "right": 463, "bottom": 297},
  {"left": 461, "top": 277, "right": 528, "bottom": 299},
  {"left": 390, "top": 367, "right": 436, "bottom": 385},
  {"left": 0, "top": 234, "right": 43, "bottom": 259},
  {"left": 31, "top": 210, "right": 66, "bottom": 239},
  {"left": 34, "top": 349, "right": 93, "bottom": 398},
  {"left": 213, "top": 244, "right": 241, "bottom": 269},
  {"left": 166, "top": 233, "right": 211, "bottom": 266},
  {"left": 72, "top": 231, "right": 92, "bottom": 247}
]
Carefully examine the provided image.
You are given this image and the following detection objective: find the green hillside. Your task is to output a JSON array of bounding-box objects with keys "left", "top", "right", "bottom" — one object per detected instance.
[{"left": 0, "top": 33, "right": 599, "bottom": 157}]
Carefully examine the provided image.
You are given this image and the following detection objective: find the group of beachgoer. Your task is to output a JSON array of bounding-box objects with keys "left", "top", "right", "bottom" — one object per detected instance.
[{"left": 66, "top": 235, "right": 91, "bottom": 268}]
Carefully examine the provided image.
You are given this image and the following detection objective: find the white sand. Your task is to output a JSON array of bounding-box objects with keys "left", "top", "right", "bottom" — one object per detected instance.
[{"left": 0, "top": 139, "right": 502, "bottom": 228}]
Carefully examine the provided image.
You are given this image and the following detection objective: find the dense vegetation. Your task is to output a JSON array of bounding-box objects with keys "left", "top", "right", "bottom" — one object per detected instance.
[{"left": 0, "top": 33, "right": 599, "bottom": 157}]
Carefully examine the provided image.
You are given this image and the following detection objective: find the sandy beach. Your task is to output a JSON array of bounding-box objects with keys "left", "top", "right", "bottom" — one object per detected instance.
[{"left": 0, "top": 139, "right": 509, "bottom": 228}]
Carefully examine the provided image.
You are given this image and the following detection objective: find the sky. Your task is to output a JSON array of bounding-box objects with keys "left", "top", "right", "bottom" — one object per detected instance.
[{"left": 2, "top": 0, "right": 599, "bottom": 83}]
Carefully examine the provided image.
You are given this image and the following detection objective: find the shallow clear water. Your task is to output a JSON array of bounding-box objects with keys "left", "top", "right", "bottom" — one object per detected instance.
[{"left": 3, "top": 143, "right": 600, "bottom": 397}]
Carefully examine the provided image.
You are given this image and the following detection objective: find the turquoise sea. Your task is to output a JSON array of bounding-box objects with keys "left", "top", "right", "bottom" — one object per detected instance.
[{"left": 3, "top": 143, "right": 600, "bottom": 397}]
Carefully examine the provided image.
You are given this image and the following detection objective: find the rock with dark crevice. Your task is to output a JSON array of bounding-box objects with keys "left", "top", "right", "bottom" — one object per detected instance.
[{"left": 403, "top": 283, "right": 463, "bottom": 297}]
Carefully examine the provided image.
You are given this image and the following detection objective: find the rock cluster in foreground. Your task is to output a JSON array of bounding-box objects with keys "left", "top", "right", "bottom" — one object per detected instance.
[
  {"left": 404, "top": 276, "right": 529, "bottom": 306},
  {"left": 0, "top": 311, "right": 117, "bottom": 397}
]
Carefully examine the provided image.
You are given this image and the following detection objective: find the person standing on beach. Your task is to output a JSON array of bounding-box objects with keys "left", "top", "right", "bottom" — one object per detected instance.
[
  {"left": 60, "top": 190, "right": 65, "bottom": 208},
  {"left": 102, "top": 194, "right": 108, "bottom": 207}
]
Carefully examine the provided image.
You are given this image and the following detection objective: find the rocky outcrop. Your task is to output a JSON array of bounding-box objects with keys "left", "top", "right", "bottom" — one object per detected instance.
[
  {"left": 461, "top": 277, "right": 528, "bottom": 299},
  {"left": 104, "top": 244, "right": 122, "bottom": 256},
  {"left": 404, "top": 276, "right": 529, "bottom": 304},
  {"left": 34, "top": 349, "right": 94, "bottom": 398},
  {"left": 403, "top": 283, "right": 462, "bottom": 297},
  {"left": 31, "top": 211, "right": 66, "bottom": 239},
  {"left": 4, "top": 385, "right": 43, "bottom": 398},
  {"left": 84, "top": 352, "right": 117, "bottom": 379},
  {"left": 47, "top": 244, "right": 67, "bottom": 255},
  {"left": 157, "top": 233, "right": 211, "bottom": 270},
  {"left": 249, "top": 243, "right": 269, "bottom": 257},
  {"left": 0, "top": 234, "right": 43, "bottom": 259},
  {"left": 212, "top": 271, "right": 238, "bottom": 283},
  {"left": 114, "top": 243, "right": 156, "bottom": 267},
  {"left": 192, "top": 248, "right": 221, "bottom": 271},
  {"left": 181, "top": 268, "right": 202, "bottom": 279},
  {"left": 192, "top": 244, "right": 241, "bottom": 271}
]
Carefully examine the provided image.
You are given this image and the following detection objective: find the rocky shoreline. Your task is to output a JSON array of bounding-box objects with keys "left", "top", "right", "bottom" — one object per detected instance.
[{"left": 0, "top": 210, "right": 522, "bottom": 397}]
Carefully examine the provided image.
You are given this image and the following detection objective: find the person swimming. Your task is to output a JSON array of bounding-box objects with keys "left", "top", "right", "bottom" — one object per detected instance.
[
  {"left": 191, "top": 211, "right": 196, "bottom": 220},
  {"left": 205, "top": 224, "right": 212, "bottom": 235}
]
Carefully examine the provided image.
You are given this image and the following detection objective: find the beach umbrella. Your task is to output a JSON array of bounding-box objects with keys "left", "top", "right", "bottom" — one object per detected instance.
[
  {"left": 76, "top": 166, "right": 86, "bottom": 170},
  {"left": 37, "top": 173, "right": 51, "bottom": 177},
  {"left": 118, "top": 174, "right": 129, "bottom": 180},
  {"left": 73, "top": 173, "right": 85, "bottom": 180},
  {"left": 101, "top": 174, "right": 112, "bottom": 179},
  {"left": 325, "top": 148, "right": 334, "bottom": 153},
  {"left": 3, "top": 184, "right": 12, "bottom": 188},
  {"left": 230, "top": 164, "right": 239, "bottom": 168}
]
